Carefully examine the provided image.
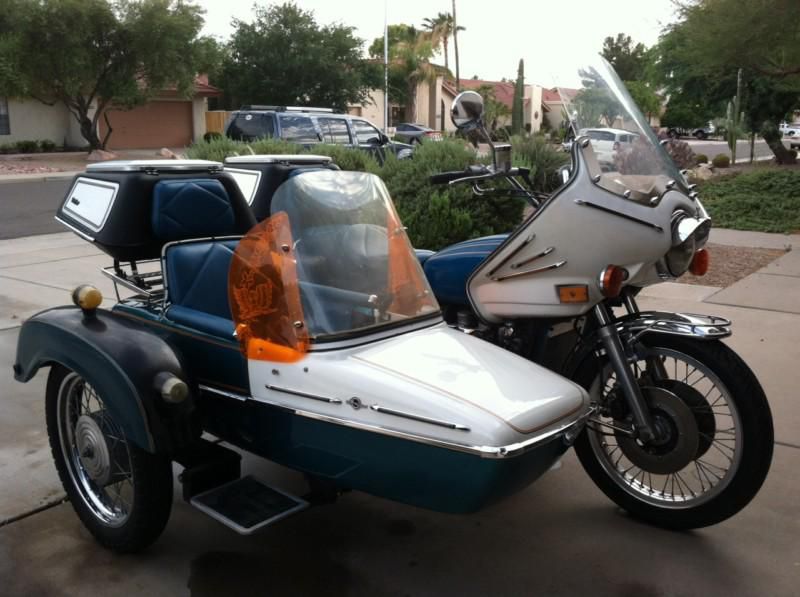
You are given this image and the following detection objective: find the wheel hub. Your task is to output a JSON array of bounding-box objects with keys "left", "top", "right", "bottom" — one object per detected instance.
[
  {"left": 75, "top": 415, "right": 112, "bottom": 486},
  {"left": 616, "top": 387, "right": 699, "bottom": 475}
]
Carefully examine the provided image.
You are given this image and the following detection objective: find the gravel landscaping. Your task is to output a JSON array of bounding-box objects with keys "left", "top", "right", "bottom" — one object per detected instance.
[{"left": 679, "top": 242, "right": 787, "bottom": 287}]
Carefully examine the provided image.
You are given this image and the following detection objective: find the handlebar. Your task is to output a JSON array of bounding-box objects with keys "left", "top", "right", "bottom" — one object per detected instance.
[{"left": 429, "top": 165, "right": 490, "bottom": 185}]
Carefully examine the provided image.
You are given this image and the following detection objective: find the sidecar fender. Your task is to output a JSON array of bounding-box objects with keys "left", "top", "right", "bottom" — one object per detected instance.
[{"left": 13, "top": 306, "right": 188, "bottom": 453}]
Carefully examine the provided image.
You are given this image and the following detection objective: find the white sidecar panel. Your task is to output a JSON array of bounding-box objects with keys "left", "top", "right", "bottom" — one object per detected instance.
[{"left": 248, "top": 323, "right": 588, "bottom": 448}]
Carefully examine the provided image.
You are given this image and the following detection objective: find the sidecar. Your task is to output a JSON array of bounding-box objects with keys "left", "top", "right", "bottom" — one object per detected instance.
[{"left": 13, "top": 159, "right": 590, "bottom": 551}]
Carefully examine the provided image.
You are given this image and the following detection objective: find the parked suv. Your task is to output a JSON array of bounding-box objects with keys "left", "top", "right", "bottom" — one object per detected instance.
[{"left": 224, "top": 106, "right": 413, "bottom": 162}]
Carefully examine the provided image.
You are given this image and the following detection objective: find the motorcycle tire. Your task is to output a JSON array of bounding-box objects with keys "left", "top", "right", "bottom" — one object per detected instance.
[
  {"left": 46, "top": 364, "right": 173, "bottom": 552},
  {"left": 573, "top": 335, "right": 773, "bottom": 530}
]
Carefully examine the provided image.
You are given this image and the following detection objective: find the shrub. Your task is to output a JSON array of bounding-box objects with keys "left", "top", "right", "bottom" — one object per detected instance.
[
  {"left": 712, "top": 154, "right": 731, "bottom": 168},
  {"left": 380, "top": 139, "right": 525, "bottom": 250},
  {"left": 657, "top": 134, "right": 696, "bottom": 169},
  {"left": 695, "top": 153, "right": 708, "bottom": 164},
  {"left": 304, "top": 143, "right": 380, "bottom": 174},
  {"left": 15, "top": 140, "right": 40, "bottom": 153},
  {"left": 510, "top": 134, "right": 569, "bottom": 192},
  {"left": 0, "top": 143, "right": 15, "bottom": 154},
  {"left": 699, "top": 168, "right": 800, "bottom": 233},
  {"left": 203, "top": 131, "right": 223, "bottom": 142},
  {"left": 39, "top": 139, "right": 58, "bottom": 152}
]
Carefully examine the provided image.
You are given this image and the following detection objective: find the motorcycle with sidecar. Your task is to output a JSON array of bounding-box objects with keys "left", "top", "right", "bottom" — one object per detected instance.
[{"left": 13, "top": 56, "right": 772, "bottom": 553}]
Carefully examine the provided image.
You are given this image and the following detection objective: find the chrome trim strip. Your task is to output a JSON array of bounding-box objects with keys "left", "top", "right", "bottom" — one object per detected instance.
[
  {"left": 265, "top": 384, "right": 343, "bottom": 405},
  {"left": 485, "top": 233, "right": 535, "bottom": 278},
  {"left": 199, "top": 384, "right": 248, "bottom": 402},
  {"left": 54, "top": 216, "right": 95, "bottom": 242},
  {"left": 248, "top": 393, "right": 588, "bottom": 459},
  {"left": 511, "top": 246, "right": 555, "bottom": 270},
  {"left": 493, "top": 260, "right": 567, "bottom": 282},
  {"left": 574, "top": 199, "right": 664, "bottom": 232},
  {"left": 368, "top": 404, "right": 470, "bottom": 431}
]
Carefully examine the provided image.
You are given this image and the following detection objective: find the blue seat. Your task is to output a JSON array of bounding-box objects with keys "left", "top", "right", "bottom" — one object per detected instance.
[
  {"left": 152, "top": 179, "right": 254, "bottom": 242},
  {"left": 164, "top": 240, "right": 239, "bottom": 339}
]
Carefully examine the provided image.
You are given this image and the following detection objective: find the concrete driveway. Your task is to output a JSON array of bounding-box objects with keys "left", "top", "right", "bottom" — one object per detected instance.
[{"left": 0, "top": 231, "right": 798, "bottom": 596}]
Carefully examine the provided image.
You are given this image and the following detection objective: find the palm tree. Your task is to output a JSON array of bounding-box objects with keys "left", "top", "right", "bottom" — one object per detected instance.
[
  {"left": 421, "top": 11, "right": 464, "bottom": 75},
  {"left": 394, "top": 33, "right": 439, "bottom": 123}
]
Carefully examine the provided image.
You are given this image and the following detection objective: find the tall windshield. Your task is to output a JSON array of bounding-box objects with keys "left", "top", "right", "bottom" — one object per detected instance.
[
  {"left": 269, "top": 170, "right": 440, "bottom": 339},
  {"left": 560, "top": 56, "right": 687, "bottom": 199}
]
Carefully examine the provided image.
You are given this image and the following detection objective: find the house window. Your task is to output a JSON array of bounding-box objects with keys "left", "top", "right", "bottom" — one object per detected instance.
[{"left": 0, "top": 97, "right": 9, "bottom": 135}]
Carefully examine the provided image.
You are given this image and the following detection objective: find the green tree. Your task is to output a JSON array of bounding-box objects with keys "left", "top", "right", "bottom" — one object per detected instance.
[
  {"left": 625, "top": 81, "right": 661, "bottom": 122},
  {"left": 476, "top": 83, "right": 510, "bottom": 134},
  {"left": 601, "top": 33, "right": 648, "bottom": 81},
  {"left": 655, "top": 0, "right": 800, "bottom": 163},
  {"left": 511, "top": 59, "right": 524, "bottom": 135},
  {"left": 422, "top": 12, "right": 463, "bottom": 73},
  {"left": 0, "top": 0, "right": 206, "bottom": 150},
  {"left": 394, "top": 33, "right": 438, "bottom": 122},
  {"left": 223, "top": 3, "right": 376, "bottom": 112}
]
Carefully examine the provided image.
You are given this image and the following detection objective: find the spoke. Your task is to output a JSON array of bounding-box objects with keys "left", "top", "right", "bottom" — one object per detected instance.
[
  {"left": 674, "top": 471, "right": 696, "bottom": 498},
  {"left": 697, "top": 459, "right": 727, "bottom": 479}
]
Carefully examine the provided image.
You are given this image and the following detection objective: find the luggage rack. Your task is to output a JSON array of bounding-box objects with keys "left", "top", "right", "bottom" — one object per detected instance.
[{"left": 102, "top": 258, "right": 164, "bottom": 303}]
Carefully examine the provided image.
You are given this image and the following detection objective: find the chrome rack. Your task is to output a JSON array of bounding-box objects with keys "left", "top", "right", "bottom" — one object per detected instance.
[{"left": 101, "top": 258, "right": 164, "bottom": 303}]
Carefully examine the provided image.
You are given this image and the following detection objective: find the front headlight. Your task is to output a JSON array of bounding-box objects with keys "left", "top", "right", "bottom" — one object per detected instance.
[{"left": 665, "top": 211, "right": 711, "bottom": 277}]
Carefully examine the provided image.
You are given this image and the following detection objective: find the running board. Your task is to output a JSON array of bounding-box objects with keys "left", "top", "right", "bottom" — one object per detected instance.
[{"left": 190, "top": 476, "right": 308, "bottom": 535}]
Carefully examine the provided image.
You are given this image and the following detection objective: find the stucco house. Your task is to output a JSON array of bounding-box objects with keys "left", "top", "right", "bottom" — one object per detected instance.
[
  {"left": 459, "top": 79, "right": 544, "bottom": 133},
  {"left": 0, "top": 76, "right": 220, "bottom": 150}
]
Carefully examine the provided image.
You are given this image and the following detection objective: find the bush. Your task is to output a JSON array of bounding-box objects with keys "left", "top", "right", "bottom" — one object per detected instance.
[
  {"left": 380, "top": 139, "right": 524, "bottom": 250},
  {"left": 695, "top": 153, "right": 708, "bottom": 165},
  {"left": 304, "top": 143, "right": 380, "bottom": 174},
  {"left": 699, "top": 168, "right": 800, "bottom": 232},
  {"left": 656, "top": 132, "right": 696, "bottom": 169},
  {"left": 15, "top": 140, "right": 40, "bottom": 153},
  {"left": 0, "top": 143, "right": 15, "bottom": 154},
  {"left": 510, "top": 134, "right": 569, "bottom": 192},
  {"left": 39, "top": 139, "right": 58, "bottom": 152},
  {"left": 203, "top": 131, "right": 223, "bottom": 142},
  {"left": 712, "top": 154, "right": 731, "bottom": 168}
]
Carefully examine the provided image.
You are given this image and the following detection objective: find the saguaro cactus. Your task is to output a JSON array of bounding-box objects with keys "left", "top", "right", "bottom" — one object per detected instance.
[{"left": 725, "top": 69, "right": 744, "bottom": 164}]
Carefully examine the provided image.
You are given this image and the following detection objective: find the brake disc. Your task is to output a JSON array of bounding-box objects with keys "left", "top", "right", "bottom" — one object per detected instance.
[
  {"left": 615, "top": 386, "right": 699, "bottom": 475},
  {"left": 655, "top": 379, "right": 716, "bottom": 459}
]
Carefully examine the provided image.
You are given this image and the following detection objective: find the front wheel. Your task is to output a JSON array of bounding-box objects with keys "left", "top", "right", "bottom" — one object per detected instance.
[
  {"left": 573, "top": 336, "right": 773, "bottom": 529},
  {"left": 46, "top": 365, "right": 174, "bottom": 552}
]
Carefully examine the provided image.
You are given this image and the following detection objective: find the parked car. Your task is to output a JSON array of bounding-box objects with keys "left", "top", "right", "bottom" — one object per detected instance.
[
  {"left": 562, "top": 127, "right": 639, "bottom": 167},
  {"left": 779, "top": 122, "right": 800, "bottom": 137},
  {"left": 393, "top": 123, "right": 443, "bottom": 144},
  {"left": 666, "top": 122, "right": 716, "bottom": 140},
  {"left": 224, "top": 106, "right": 414, "bottom": 162}
]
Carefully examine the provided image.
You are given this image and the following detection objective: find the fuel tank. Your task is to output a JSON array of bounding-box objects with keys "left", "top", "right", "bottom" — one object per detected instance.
[{"left": 422, "top": 235, "right": 507, "bottom": 305}]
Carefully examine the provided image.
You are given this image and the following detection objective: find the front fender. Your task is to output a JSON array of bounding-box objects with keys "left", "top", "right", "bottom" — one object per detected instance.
[{"left": 13, "top": 306, "right": 188, "bottom": 453}]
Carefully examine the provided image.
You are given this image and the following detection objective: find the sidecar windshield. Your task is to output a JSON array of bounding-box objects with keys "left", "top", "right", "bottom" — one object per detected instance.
[
  {"left": 560, "top": 55, "right": 687, "bottom": 200},
  {"left": 238, "top": 170, "right": 440, "bottom": 342}
]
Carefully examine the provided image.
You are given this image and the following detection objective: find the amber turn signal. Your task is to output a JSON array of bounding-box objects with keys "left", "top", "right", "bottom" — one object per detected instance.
[
  {"left": 689, "top": 248, "right": 709, "bottom": 276},
  {"left": 557, "top": 285, "right": 589, "bottom": 303},
  {"left": 71, "top": 284, "right": 102, "bottom": 311},
  {"left": 599, "top": 265, "right": 627, "bottom": 298}
]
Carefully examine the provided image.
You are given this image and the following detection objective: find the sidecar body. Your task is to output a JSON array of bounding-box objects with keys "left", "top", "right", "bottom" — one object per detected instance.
[{"left": 14, "top": 160, "right": 589, "bottom": 535}]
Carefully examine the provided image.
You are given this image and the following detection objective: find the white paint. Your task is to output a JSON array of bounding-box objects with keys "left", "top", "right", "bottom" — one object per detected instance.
[
  {"left": 61, "top": 178, "right": 119, "bottom": 232},
  {"left": 224, "top": 168, "right": 262, "bottom": 205},
  {"left": 248, "top": 323, "right": 588, "bottom": 448}
]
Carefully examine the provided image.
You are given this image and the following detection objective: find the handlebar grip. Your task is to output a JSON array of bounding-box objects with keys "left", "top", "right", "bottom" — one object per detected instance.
[{"left": 429, "top": 165, "right": 488, "bottom": 184}]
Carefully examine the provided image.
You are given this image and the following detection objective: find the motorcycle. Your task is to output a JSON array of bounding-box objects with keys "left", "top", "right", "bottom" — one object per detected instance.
[{"left": 11, "top": 57, "right": 772, "bottom": 555}]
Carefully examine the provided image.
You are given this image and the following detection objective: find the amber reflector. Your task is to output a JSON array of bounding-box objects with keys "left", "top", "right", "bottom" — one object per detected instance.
[
  {"left": 689, "top": 248, "right": 709, "bottom": 276},
  {"left": 599, "top": 265, "right": 626, "bottom": 298},
  {"left": 558, "top": 285, "right": 589, "bottom": 303}
]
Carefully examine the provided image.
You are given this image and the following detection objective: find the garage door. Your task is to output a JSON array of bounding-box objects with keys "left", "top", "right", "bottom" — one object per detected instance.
[{"left": 100, "top": 101, "right": 193, "bottom": 150}]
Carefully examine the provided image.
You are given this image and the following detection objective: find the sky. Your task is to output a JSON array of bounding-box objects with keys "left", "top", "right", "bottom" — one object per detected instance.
[{"left": 196, "top": 0, "right": 681, "bottom": 87}]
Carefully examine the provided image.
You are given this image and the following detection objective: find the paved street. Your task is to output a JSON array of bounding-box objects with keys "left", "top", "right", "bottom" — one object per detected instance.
[
  {"left": 0, "top": 229, "right": 798, "bottom": 596},
  {"left": 0, "top": 177, "right": 72, "bottom": 240},
  {"left": 686, "top": 138, "right": 776, "bottom": 162}
]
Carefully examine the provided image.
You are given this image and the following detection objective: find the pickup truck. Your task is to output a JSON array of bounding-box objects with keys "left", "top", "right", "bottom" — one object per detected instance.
[{"left": 666, "top": 122, "right": 716, "bottom": 140}]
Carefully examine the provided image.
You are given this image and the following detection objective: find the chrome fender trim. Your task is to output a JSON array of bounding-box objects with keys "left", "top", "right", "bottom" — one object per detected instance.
[{"left": 618, "top": 311, "right": 732, "bottom": 341}]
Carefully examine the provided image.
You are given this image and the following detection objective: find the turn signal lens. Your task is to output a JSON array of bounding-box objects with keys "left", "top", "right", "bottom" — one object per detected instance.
[
  {"left": 689, "top": 248, "right": 710, "bottom": 276},
  {"left": 557, "top": 285, "right": 589, "bottom": 303},
  {"left": 71, "top": 284, "right": 102, "bottom": 310},
  {"left": 599, "top": 265, "right": 626, "bottom": 298}
]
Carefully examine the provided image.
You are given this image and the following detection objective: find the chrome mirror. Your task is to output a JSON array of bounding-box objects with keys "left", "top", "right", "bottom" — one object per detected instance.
[{"left": 451, "top": 91, "right": 484, "bottom": 130}]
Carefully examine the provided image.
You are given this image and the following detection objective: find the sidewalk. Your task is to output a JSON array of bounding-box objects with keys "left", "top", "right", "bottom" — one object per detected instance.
[{"left": 0, "top": 229, "right": 798, "bottom": 596}]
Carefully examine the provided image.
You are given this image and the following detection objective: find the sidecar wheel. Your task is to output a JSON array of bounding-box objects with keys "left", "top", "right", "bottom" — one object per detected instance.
[
  {"left": 573, "top": 336, "right": 773, "bottom": 529},
  {"left": 46, "top": 365, "right": 173, "bottom": 552}
]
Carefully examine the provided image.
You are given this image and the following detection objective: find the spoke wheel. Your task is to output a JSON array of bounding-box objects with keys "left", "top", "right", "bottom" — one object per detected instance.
[
  {"left": 573, "top": 336, "right": 773, "bottom": 529},
  {"left": 46, "top": 365, "right": 173, "bottom": 552}
]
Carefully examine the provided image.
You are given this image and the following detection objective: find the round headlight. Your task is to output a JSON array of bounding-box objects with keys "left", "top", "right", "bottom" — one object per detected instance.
[{"left": 666, "top": 235, "right": 696, "bottom": 276}]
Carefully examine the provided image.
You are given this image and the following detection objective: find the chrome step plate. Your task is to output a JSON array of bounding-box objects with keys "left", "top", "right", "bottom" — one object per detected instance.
[{"left": 190, "top": 475, "right": 308, "bottom": 534}]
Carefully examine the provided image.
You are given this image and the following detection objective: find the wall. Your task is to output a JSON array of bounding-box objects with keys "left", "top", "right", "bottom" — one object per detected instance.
[
  {"left": 348, "top": 89, "right": 387, "bottom": 129},
  {"left": 1, "top": 99, "right": 73, "bottom": 146},
  {"left": 192, "top": 97, "right": 208, "bottom": 141}
]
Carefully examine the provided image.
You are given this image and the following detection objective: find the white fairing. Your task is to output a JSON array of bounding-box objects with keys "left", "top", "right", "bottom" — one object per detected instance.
[{"left": 248, "top": 323, "right": 589, "bottom": 449}]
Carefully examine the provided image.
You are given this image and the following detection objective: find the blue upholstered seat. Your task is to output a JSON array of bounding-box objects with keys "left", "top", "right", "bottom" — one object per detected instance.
[
  {"left": 152, "top": 179, "right": 239, "bottom": 241},
  {"left": 164, "top": 240, "right": 238, "bottom": 338}
]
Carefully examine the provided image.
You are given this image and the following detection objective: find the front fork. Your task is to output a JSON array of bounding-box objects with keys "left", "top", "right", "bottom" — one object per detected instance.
[{"left": 593, "top": 296, "right": 659, "bottom": 443}]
